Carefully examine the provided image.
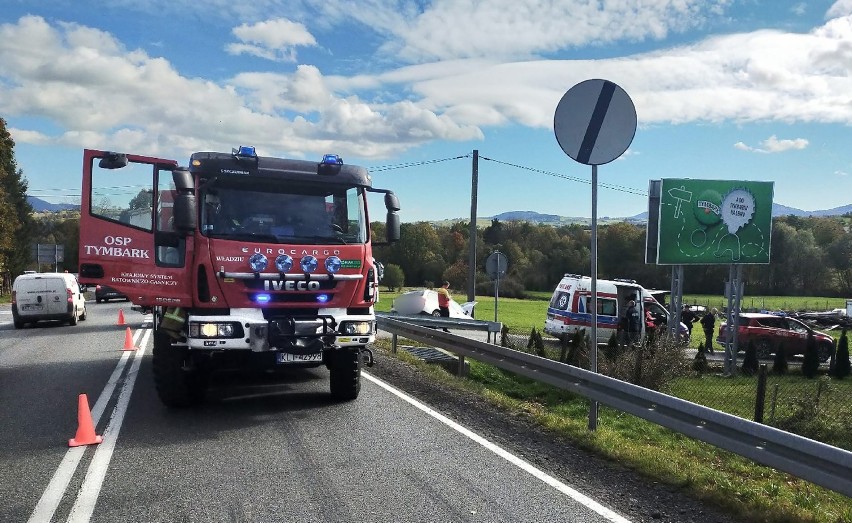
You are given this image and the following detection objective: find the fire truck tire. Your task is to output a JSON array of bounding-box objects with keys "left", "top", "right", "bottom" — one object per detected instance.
[
  {"left": 153, "top": 331, "right": 206, "bottom": 408},
  {"left": 329, "top": 348, "right": 361, "bottom": 401}
]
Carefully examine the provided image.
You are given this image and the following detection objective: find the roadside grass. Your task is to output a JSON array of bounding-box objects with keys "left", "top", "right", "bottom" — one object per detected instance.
[
  {"left": 374, "top": 339, "right": 852, "bottom": 523},
  {"left": 374, "top": 290, "right": 852, "bottom": 522}
]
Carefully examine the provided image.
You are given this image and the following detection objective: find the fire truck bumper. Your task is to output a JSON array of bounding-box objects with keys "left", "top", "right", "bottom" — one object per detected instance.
[{"left": 182, "top": 309, "right": 375, "bottom": 352}]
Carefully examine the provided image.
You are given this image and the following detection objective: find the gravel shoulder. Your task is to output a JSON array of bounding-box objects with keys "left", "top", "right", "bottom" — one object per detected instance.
[{"left": 365, "top": 343, "right": 745, "bottom": 523}]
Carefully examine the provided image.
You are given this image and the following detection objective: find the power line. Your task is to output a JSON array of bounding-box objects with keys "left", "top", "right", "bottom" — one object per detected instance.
[
  {"left": 479, "top": 155, "right": 648, "bottom": 197},
  {"left": 26, "top": 152, "right": 648, "bottom": 198},
  {"left": 368, "top": 154, "right": 470, "bottom": 172}
]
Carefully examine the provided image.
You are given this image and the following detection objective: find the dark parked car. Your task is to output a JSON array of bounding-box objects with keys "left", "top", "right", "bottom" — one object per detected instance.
[
  {"left": 95, "top": 284, "right": 128, "bottom": 303},
  {"left": 717, "top": 312, "right": 834, "bottom": 362}
]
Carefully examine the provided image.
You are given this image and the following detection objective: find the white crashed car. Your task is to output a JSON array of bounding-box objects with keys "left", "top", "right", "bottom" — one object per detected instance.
[{"left": 391, "top": 289, "right": 476, "bottom": 318}]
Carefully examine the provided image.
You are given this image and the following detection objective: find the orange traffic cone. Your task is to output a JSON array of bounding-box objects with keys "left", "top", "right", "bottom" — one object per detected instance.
[
  {"left": 68, "top": 394, "right": 103, "bottom": 447},
  {"left": 115, "top": 308, "right": 126, "bottom": 326},
  {"left": 122, "top": 327, "right": 138, "bottom": 351}
]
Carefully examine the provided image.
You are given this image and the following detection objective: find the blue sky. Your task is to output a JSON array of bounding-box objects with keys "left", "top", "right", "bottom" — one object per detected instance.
[{"left": 3, "top": 1, "right": 852, "bottom": 222}]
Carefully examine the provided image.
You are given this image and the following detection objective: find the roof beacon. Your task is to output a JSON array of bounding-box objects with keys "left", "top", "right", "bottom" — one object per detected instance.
[
  {"left": 321, "top": 154, "right": 343, "bottom": 165},
  {"left": 233, "top": 145, "right": 257, "bottom": 159}
]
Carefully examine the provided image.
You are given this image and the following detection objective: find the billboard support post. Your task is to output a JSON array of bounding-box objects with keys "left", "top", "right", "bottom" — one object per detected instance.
[{"left": 724, "top": 264, "right": 744, "bottom": 376}]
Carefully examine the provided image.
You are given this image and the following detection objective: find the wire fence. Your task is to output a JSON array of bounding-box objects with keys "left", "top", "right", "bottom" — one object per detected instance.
[{"left": 500, "top": 329, "right": 852, "bottom": 452}]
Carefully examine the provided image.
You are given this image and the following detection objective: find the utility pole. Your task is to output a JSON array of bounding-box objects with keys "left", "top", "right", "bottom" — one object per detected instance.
[{"left": 467, "top": 150, "right": 478, "bottom": 313}]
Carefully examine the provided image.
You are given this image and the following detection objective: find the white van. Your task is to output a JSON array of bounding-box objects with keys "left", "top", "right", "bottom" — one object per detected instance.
[
  {"left": 11, "top": 272, "right": 87, "bottom": 328},
  {"left": 544, "top": 274, "right": 670, "bottom": 345}
]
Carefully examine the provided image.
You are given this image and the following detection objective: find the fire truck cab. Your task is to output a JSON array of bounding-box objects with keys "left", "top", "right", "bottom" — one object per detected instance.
[{"left": 78, "top": 147, "right": 400, "bottom": 406}]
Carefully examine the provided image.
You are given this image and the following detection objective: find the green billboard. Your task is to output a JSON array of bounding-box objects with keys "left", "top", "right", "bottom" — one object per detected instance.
[{"left": 653, "top": 179, "right": 774, "bottom": 265}]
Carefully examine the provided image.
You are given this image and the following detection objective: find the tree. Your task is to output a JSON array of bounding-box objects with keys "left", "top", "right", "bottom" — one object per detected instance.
[
  {"left": 832, "top": 329, "right": 850, "bottom": 380},
  {"left": 0, "top": 117, "right": 34, "bottom": 289},
  {"left": 384, "top": 222, "right": 443, "bottom": 286},
  {"left": 128, "top": 189, "right": 153, "bottom": 210},
  {"left": 802, "top": 331, "right": 820, "bottom": 379},
  {"left": 382, "top": 263, "right": 405, "bottom": 292}
]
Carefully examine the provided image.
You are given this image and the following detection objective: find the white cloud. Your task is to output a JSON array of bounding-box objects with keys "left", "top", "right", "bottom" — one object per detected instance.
[
  {"left": 827, "top": 0, "right": 852, "bottom": 18},
  {"left": 226, "top": 18, "right": 317, "bottom": 62},
  {"left": 304, "top": 0, "right": 734, "bottom": 62},
  {"left": 9, "top": 128, "right": 51, "bottom": 145},
  {"left": 0, "top": 15, "right": 480, "bottom": 160},
  {"left": 734, "top": 135, "right": 809, "bottom": 153},
  {"left": 5, "top": 7, "right": 852, "bottom": 163}
]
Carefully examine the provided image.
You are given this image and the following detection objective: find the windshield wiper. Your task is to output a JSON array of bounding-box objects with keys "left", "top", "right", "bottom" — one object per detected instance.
[
  {"left": 218, "top": 232, "right": 280, "bottom": 243},
  {"left": 283, "top": 235, "right": 348, "bottom": 245}
]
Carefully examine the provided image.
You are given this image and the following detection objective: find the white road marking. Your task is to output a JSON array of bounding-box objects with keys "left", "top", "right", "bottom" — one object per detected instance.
[
  {"left": 27, "top": 328, "right": 149, "bottom": 523},
  {"left": 66, "top": 328, "right": 150, "bottom": 522},
  {"left": 363, "top": 372, "right": 633, "bottom": 523}
]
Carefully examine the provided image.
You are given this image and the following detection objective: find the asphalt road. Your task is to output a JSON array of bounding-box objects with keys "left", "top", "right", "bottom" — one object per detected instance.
[{"left": 1, "top": 301, "right": 641, "bottom": 523}]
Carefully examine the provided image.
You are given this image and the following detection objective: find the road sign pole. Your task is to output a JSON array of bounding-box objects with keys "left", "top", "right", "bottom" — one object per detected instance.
[
  {"left": 553, "top": 79, "right": 636, "bottom": 433},
  {"left": 589, "top": 164, "right": 599, "bottom": 431},
  {"left": 494, "top": 269, "right": 499, "bottom": 323}
]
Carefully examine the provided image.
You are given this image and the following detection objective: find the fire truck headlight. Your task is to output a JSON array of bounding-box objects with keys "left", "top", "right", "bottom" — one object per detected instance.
[
  {"left": 249, "top": 253, "right": 268, "bottom": 272},
  {"left": 300, "top": 255, "right": 318, "bottom": 273},
  {"left": 341, "top": 321, "right": 372, "bottom": 335},
  {"left": 275, "top": 254, "right": 293, "bottom": 272},
  {"left": 190, "top": 322, "right": 243, "bottom": 338},
  {"left": 324, "top": 256, "right": 341, "bottom": 274}
]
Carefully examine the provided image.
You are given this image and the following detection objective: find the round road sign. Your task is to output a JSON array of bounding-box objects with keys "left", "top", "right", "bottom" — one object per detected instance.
[
  {"left": 553, "top": 79, "right": 637, "bottom": 166},
  {"left": 486, "top": 251, "right": 508, "bottom": 280}
]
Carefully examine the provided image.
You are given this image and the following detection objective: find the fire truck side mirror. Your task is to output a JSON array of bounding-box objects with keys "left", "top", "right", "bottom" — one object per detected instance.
[
  {"left": 172, "top": 168, "right": 194, "bottom": 190},
  {"left": 384, "top": 192, "right": 400, "bottom": 212},
  {"left": 173, "top": 194, "right": 197, "bottom": 233},
  {"left": 98, "top": 152, "right": 128, "bottom": 169},
  {"left": 385, "top": 212, "right": 400, "bottom": 242}
]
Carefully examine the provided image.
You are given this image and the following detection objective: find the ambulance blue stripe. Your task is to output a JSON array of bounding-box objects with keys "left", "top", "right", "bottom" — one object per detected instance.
[{"left": 547, "top": 307, "right": 619, "bottom": 327}]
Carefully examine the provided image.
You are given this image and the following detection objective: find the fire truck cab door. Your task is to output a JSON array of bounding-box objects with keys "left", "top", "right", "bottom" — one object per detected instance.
[{"left": 78, "top": 149, "right": 193, "bottom": 308}]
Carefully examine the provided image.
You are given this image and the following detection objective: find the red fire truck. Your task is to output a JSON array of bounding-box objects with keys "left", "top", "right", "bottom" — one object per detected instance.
[{"left": 78, "top": 147, "right": 400, "bottom": 406}]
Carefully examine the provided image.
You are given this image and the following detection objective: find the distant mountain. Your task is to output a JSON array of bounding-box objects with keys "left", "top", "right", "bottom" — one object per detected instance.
[
  {"left": 27, "top": 196, "right": 79, "bottom": 212},
  {"left": 491, "top": 211, "right": 565, "bottom": 223}
]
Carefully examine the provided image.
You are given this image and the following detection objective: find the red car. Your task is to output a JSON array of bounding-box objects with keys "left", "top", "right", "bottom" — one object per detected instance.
[{"left": 717, "top": 313, "right": 834, "bottom": 362}]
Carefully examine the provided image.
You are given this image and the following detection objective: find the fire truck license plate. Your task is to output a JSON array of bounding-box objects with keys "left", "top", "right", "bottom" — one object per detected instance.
[{"left": 277, "top": 352, "right": 323, "bottom": 364}]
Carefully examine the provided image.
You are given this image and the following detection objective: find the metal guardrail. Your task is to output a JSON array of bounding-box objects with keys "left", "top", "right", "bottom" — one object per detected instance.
[
  {"left": 376, "top": 316, "right": 852, "bottom": 498},
  {"left": 376, "top": 312, "right": 502, "bottom": 342}
]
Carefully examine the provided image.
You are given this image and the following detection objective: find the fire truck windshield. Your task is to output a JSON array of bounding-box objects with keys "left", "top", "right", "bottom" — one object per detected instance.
[{"left": 201, "top": 185, "right": 367, "bottom": 244}]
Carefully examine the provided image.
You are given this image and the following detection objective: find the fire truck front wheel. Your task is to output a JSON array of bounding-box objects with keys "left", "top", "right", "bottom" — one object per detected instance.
[
  {"left": 328, "top": 347, "right": 361, "bottom": 401},
  {"left": 152, "top": 331, "right": 207, "bottom": 408}
]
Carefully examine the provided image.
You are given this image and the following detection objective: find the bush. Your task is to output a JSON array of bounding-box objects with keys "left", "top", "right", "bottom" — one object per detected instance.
[
  {"left": 382, "top": 264, "right": 405, "bottom": 292},
  {"left": 832, "top": 329, "right": 850, "bottom": 380},
  {"left": 605, "top": 332, "right": 619, "bottom": 361},
  {"left": 741, "top": 340, "right": 759, "bottom": 376},
  {"left": 772, "top": 342, "right": 788, "bottom": 375},
  {"left": 802, "top": 331, "right": 820, "bottom": 379},
  {"left": 692, "top": 345, "right": 709, "bottom": 373},
  {"left": 772, "top": 377, "right": 852, "bottom": 450},
  {"left": 475, "top": 276, "right": 526, "bottom": 299},
  {"left": 598, "top": 333, "right": 690, "bottom": 392}
]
